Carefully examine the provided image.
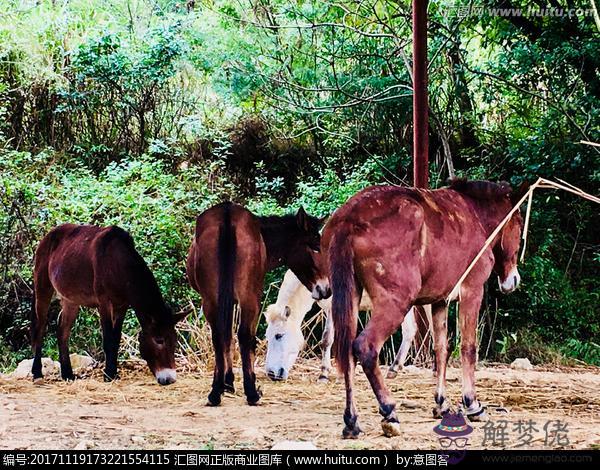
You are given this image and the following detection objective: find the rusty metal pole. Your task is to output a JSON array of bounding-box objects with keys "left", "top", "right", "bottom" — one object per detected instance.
[{"left": 412, "top": 0, "right": 429, "bottom": 188}]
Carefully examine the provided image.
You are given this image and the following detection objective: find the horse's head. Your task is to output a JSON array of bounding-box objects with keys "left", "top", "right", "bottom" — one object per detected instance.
[
  {"left": 286, "top": 207, "right": 331, "bottom": 300},
  {"left": 264, "top": 305, "right": 304, "bottom": 381},
  {"left": 138, "top": 307, "right": 190, "bottom": 385},
  {"left": 493, "top": 185, "right": 528, "bottom": 294}
]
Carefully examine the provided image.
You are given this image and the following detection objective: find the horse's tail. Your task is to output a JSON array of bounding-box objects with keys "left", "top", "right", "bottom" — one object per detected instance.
[
  {"left": 216, "top": 202, "right": 236, "bottom": 357},
  {"left": 330, "top": 226, "right": 358, "bottom": 376}
]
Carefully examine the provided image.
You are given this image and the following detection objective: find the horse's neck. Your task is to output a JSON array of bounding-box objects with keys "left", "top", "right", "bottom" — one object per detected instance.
[
  {"left": 466, "top": 197, "right": 512, "bottom": 235},
  {"left": 259, "top": 220, "right": 293, "bottom": 269},
  {"left": 127, "top": 263, "right": 169, "bottom": 326},
  {"left": 276, "top": 270, "right": 315, "bottom": 325},
  {"left": 275, "top": 270, "right": 303, "bottom": 308}
]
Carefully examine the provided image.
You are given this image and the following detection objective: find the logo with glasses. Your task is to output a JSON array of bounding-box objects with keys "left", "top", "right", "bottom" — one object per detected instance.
[{"left": 433, "top": 412, "right": 472, "bottom": 464}]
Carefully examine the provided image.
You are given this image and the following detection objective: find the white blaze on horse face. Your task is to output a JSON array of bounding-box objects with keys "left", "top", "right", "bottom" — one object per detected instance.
[
  {"left": 155, "top": 368, "right": 177, "bottom": 385},
  {"left": 265, "top": 307, "right": 304, "bottom": 381},
  {"left": 499, "top": 266, "right": 520, "bottom": 293}
]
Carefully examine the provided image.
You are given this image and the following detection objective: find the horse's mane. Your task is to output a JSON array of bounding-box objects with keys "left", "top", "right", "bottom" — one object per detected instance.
[{"left": 448, "top": 178, "right": 512, "bottom": 200}]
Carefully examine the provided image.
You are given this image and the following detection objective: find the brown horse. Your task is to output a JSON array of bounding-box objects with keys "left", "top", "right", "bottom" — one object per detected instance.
[
  {"left": 321, "top": 179, "right": 525, "bottom": 438},
  {"left": 31, "top": 224, "right": 188, "bottom": 384},
  {"left": 186, "top": 202, "right": 328, "bottom": 406}
]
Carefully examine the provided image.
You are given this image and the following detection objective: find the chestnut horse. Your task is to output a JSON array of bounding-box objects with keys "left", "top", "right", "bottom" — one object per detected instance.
[
  {"left": 322, "top": 180, "right": 525, "bottom": 438},
  {"left": 186, "top": 202, "right": 328, "bottom": 406},
  {"left": 32, "top": 224, "right": 187, "bottom": 384}
]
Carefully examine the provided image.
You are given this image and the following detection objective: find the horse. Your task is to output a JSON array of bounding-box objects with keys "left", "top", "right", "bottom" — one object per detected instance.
[
  {"left": 31, "top": 224, "right": 188, "bottom": 385},
  {"left": 186, "top": 202, "right": 328, "bottom": 406},
  {"left": 321, "top": 179, "right": 526, "bottom": 438},
  {"left": 264, "top": 269, "right": 432, "bottom": 382}
]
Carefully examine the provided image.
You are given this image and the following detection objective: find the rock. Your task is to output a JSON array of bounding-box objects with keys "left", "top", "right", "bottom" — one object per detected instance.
[
  {"left": 74, "top": 440, "right": 94, "bottom": 450},
  {"left": 130, "top": 436, "right": 146, "bottom": 444},
  {"left": 271, "top": 440, "right": 318, "bottom": 450},
  {"left": 399, "top": 399, "right": 420, "bottom": 409},
  {"left": 11, "top": 358, "right": 60, "bottom": 379},
  {"left": 402, "top": 365, "right": 421, "bottom": 374},
  {"left": 69, "top": 354, "right": 95, "bottom": 372},
  {"left": 510, "top": 358, "right": 533, "bottom": 370}
]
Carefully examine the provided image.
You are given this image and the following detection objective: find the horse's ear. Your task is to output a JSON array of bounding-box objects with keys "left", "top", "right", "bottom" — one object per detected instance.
[
  {"left": 284, "top": 305, "right": 291, "bottom": 319},
  {"left": 296, "top": 206, "right": 309, "bottom": 230},
  {"left": 510, "top": 181, "right": 532, "bottom": 206},
  {"left": 265, "top": 305, "right": 279, "bottom": 323}
]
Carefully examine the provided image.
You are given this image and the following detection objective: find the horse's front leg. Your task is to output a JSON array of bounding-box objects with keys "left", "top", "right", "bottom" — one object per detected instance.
[
  {"left": 431, "top": 301, "right": 451, "bottom": 418},
  {"left": 318, "top": 306, "right": 334, "bottom": 382},
  {"left": 57, "top": 300, "right": 79, "bottom": 381},
  {"left": 100, "top": 304, "right": 125, "bottom": 382},
  {"left": 239, "top": 300, "right": 262, "bottom": 405},
  {"left": 459, "top": 287, "right": 488, "bottom": 421}
]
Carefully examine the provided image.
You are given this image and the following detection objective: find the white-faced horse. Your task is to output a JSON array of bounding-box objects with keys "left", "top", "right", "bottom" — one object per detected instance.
[{"left": 264, "top": 270, "right": 432, "bottom": 381}]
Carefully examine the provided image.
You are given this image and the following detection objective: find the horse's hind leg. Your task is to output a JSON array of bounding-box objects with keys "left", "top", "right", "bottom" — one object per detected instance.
[
  {"left": 100, "top": 304, "right": 126, "bottom": 381},
  {"left": 238, "top": 299, "right": 261, "bottom": 405},
  {"left": 431, "top": 301, "right": 451, "bottom": 418},
  {"left": 31, "top": 274, "right": 54, "bottom": 380},
  {"left": 354, "top": 295, "right": 411, "bottom": 437},
  {"left": 387, "top": 307, "right": 417, "bottom": 379},
  {"left": 223, "top": 329, "right": 235, "bottom": 393},
  {"left": 459, "top": 286, "right": 488, "bottom": 421},
  {"left": 57, "top": 300, "right": 78, "bottom": 381},
  {"left": 319, "top": 305, "right": 334, "bottom": 382},
  {"left": 203, "top": 299, "right": 226, "bottom": 406}
]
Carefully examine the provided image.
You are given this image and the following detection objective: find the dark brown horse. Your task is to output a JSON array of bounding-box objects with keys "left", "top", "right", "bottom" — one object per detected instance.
[
  {"left": 32, "top": 224, "right": 188, "bottom": 384},
  {"left": 321, "top": 180, "right": 525, "bottom": 438},
  {"left": 186, "top": 202, "right": 328, "bottom": 406}
]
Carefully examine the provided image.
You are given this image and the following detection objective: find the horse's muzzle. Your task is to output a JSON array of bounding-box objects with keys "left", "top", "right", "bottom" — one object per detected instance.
[
  {"left": 312, "top": 282, "right": 331, "bottom": 300},
  {"left": 499, "top": 267, "right": 520, "bottom": 294},
  {"left": 156, "top": 368, "right": 177, "bottom": 385}
]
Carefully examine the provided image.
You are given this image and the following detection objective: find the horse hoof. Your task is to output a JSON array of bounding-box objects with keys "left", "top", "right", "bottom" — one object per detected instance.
[
  {"left": 386, "top": 369, "right": 398, "bottom": 379},
  {"left": 247, "top": 387, "right": 262, "bottom": 405},
  {"left": 224, "top": 384, "right": 235, "bottom": 394},
  {"left": 207, "top": 391, "right": 222, "bottom": 406},
  {"left": 63, "top": 374, "right": 76, "bottom": 382},
  {"left": 342, "top": 424, "right": 363, "bottom": 439},
  {"left": 247, "top": 395, "right": 261, "bottom": 406},
  {"left": 381, "top": 420, "right": 401, "bottom": 437},
  {"left": 432, "top": 406, "right": 451, "bottom": 419},
  {"left": 33, "top": 377, "right": 44, "bottom": 385},
  {"left": 317, "top": 375, "right": 329, "bottom": 383},
  {"left": 103, "top": 374, "right": 117, "bottom": 382}
]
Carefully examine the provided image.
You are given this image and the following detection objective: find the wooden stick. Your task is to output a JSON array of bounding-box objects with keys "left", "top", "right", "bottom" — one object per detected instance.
[
  {"left": 579, "top": 140, "right": 600, "bottom": 148},
  {"left": 520, "top": 189, "right": 534, "bottom": 262}
]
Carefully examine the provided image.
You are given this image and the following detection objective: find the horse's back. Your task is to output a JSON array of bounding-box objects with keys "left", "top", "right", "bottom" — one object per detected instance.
[{"left": 36, "top": 224, "right": 138, "bottom": 306}]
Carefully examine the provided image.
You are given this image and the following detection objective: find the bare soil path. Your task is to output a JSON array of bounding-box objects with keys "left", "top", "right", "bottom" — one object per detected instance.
[{"left": 1, "top": 359, "right": 599, "bottom": 450}]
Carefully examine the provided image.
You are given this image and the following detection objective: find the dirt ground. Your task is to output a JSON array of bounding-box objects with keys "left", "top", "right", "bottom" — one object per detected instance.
[{"left": 1, "top": 358, "right": 599, "bottom": 450}]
